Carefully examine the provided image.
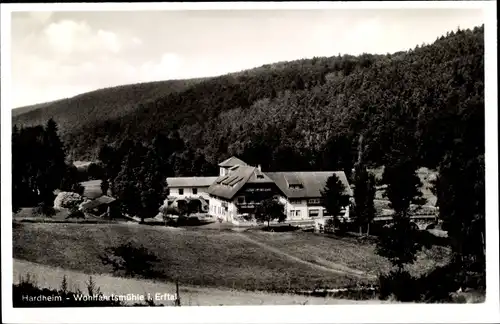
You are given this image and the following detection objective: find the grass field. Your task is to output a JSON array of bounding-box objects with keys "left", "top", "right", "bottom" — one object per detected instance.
[
  {"left": 13, "top": 223, "right": 451, "bottom": 293},
  {"left": 14, "top": 259, "right": 393, "bottom": 305},
  {"left": 243, "top": 231, "right": 451, "bottom": 278},
  {"left": 80, "top": 180, "right": 103, "bottom": 199},
  {"left": 13, "top": 223, "right": 364, "bottom": 292}
]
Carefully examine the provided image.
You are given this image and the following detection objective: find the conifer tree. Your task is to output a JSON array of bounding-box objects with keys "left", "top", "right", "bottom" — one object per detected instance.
[{"left": 320, "top": 174, "right": 350, "bottom": 230}]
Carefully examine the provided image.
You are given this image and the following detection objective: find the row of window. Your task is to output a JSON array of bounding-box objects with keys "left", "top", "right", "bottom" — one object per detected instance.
[
  {"left": 211, "top": 205, "right": 225, "bottom": 215},
  {"left": 171, "top": 188, "right": 198, "bottom": 195},
  {"left": 289, "top": 209, "right": 329, "bottom": 218},
  {"left": 289, "top": 198, "right": 322, "bottom": 205}
]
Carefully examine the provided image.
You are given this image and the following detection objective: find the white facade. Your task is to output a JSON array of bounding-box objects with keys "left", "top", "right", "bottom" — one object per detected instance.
[
  {"left": 279, "top": 196, "right": 350, "bottom": 221},
  {"left": 168, "top": 186, "right": 210, "bottom": 199},
  {"left": 208, "top": 195, "right": 351, "bottom": 224},
  {"left": 209, "top": 195, "right": 238, "bottom": 222}
]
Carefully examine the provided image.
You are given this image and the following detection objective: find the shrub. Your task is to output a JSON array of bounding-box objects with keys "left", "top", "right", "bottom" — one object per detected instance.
[
  {"left": 53, "top": 191, "right": 84, "bottom": 210},
  {"left": 66, "top": 208, "right": 85, "bottom": 219},
  {"left": 417, "top": 263, "right": 459, "bottom": 302},
  {"left": 33, "top": 202, "right": 56, "bottom": 217},
  {"left": 13, "top": 273, "right": 166, "bottom": 307},
  {"left": 13, "top": 274, "right": 123, "bottom": 307},
  {"left": 378, "top": 270, "right": 420, "bottom": 302},
  {"left": 99, "top": 242, "right": 164, "bottom": 279}
]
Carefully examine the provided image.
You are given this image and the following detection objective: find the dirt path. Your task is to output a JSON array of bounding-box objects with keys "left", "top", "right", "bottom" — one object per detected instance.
[
  {"left": 236, "top": 233, "right": 376, "bottom": 280},
  {"left": 13, "top": 259, "right": 386, "bottom": 306}
]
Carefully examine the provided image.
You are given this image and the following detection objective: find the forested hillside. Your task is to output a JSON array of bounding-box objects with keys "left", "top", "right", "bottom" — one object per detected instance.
[
  {"left": 12, "top": 78, "right": 205, "bottom": 133},
  {"left": 13, "top": 26, "right": 484, "bottom": 177}
]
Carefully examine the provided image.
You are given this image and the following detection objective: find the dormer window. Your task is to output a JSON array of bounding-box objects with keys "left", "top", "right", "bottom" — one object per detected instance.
[{"left": 284, "top": 174, "right": 303, "bottom": 190}]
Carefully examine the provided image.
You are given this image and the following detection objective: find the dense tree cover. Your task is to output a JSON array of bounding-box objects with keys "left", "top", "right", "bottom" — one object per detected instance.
[
  {"left": 13, "top": 26, "right": 484, "bottom": 179},
  {"left": 432, "top": 141, "right": 485, "bottom": 288},
  {"left": 12, "top": 119, "right": 82, "bottom": 213},
  {"left": 100, "top": 139, "right": 166, "bottom": 223},
  {"left": 381, "top": 158, "right": 426, "bottom": 217}
]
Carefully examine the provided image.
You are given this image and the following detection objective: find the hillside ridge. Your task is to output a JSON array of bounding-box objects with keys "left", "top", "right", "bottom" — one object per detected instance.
[{"left": 12, "top": 25, "right": 484, "bottom": 176}]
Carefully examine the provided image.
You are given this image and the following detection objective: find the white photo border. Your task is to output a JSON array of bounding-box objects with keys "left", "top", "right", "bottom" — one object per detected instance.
[{"left": 1, "top": 2, "right": 498, "bottom": 323}]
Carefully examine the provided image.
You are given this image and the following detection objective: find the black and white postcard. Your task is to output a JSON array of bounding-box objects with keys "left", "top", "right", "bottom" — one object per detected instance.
[{"left": 1, "top": 2, "right": 498, "bottom": 323}]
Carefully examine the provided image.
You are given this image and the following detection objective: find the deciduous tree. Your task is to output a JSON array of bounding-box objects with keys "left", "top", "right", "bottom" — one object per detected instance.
[{"left": 254, "top": 198, "right": 286, "bottom": 227}]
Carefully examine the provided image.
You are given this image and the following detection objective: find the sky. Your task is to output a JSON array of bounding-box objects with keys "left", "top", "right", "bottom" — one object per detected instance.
[{"left": 9, "top": 8, "right": 484, "bottom": 108}]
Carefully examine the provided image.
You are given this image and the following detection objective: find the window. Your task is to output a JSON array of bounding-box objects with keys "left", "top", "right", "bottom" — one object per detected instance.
[
  {"left": 178, "top": 188, "right": 184, "bottom": 195},
  {"left": 309, "top": 209, "right": 320, "bottom": 218},
  {"left": 193, "top": 188, "right": 198, "bottom": 195},
  {"left": 296, "top": 210, "right": 302, "bottom": 218},
  {"left": 237, "top": 196, "right": 245, "bottom": 204},
  {"left": 308, "top": 198, "right": 321, "bottom": 205}
]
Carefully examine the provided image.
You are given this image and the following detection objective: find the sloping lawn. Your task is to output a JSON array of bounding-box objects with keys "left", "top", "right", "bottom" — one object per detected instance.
[
  {"left": 13, "top": 223, "right": 363, "bottom": 292},
  {"left": 80, "top": 180, "right": 103, "bottom": 199},
  {"left": 243, "top": 231, "right": 451, "bottom": 277}
]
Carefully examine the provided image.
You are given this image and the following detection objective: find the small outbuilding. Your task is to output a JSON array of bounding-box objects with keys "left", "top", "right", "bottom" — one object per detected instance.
[{"left": 79, "top": 195, "right": 118, "bottom": 218}]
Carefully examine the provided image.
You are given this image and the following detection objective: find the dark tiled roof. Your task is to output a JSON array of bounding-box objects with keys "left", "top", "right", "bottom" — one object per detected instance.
[
  {"left": 266, "top": 171, "right": 352, "bottom": 199},
  {"left": 207, "top": 165, "right": 256, "bottom": 199},
  {"left": 80, "top": 195, "right": 116, "bottom": 210},
  {"left": 208, "top": 168, "right": 351, "bottom": 200},
  {"left": 166, "top": 177, "right": 218, "bottom": 188},
  {"left": 218, "top": 156, "right": 248, "bottom": 167},
  {"left": 247, "top": 168, "right": 275, "bottom": 184}
]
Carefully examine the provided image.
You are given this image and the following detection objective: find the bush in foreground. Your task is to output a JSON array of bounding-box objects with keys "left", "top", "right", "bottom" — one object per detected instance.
[
  {"left": 98, "top": 242, "right": 164, "bottom": 279},
  {"left": 14, "top": 273, "right": 168, "bottom": 307}
]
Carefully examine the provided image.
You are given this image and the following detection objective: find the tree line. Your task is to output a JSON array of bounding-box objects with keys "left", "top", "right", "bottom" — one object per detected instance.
[
  {"left": 12, "top": 119, "right": 83, "bottom": 214},
  {"left": 13, "top": 27, "right": 483, "bottom": 182}
]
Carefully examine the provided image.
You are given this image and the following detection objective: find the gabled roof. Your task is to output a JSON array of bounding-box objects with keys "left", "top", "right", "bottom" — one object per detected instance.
[
  {"left": 247, "top": 168, "right": 275, "bottom": 184},
  {"left": 208, "top": 165, "right": 256, "bottom": 199},
  {"left": 80, "top": 195, "right": 116, "bottom": 210},
  {"left": 218, "top": 156, "right": 248, "bottom": 168},
  {"left": 266, "top": 171, "right": 352, "bottom": 199},
  {"left": 166, "top": 177, "right": 218, "bottom": 188}
]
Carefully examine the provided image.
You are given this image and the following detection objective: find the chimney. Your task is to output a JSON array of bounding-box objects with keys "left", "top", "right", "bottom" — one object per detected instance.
[{"left": 257, "top": 164, "right": 262, "bottom": 171}]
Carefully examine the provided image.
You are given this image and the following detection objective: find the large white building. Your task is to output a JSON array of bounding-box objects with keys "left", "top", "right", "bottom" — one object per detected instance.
[
  {"left": 166, "top": 176, "right": 218, "bottom": 200},
  {"left": 166, "top": 156, "right": 352, "bottom": 223}
]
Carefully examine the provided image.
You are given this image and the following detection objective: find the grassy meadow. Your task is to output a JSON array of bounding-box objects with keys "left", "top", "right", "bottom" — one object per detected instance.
[
  {"left": 12, "top": 222, "right": 450, "bottom": 293},
  {"left": 244, "top": 231, "right": 451, "bottom": 278},
  {"left": 13, "top": 223, "right": 360, "bottom": 292}
]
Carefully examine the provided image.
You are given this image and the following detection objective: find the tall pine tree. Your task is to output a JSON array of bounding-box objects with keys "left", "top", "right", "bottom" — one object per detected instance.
[
  {"left": 434, "top": 142, "right": 485, "bottom": 285},
  {"left": 353, "top": 134, "right": 376, "bottom": 235},
  {"left": 320, "top": 174, "right": 350, "bottom": 231},
  {"left": 376, "top": 155, "right": 425, "bottom": 272}
]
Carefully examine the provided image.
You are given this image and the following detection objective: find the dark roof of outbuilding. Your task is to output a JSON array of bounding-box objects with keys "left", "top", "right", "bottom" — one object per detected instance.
[{"left": 80, "top": 195, "right": 116, "bottom": 210}]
